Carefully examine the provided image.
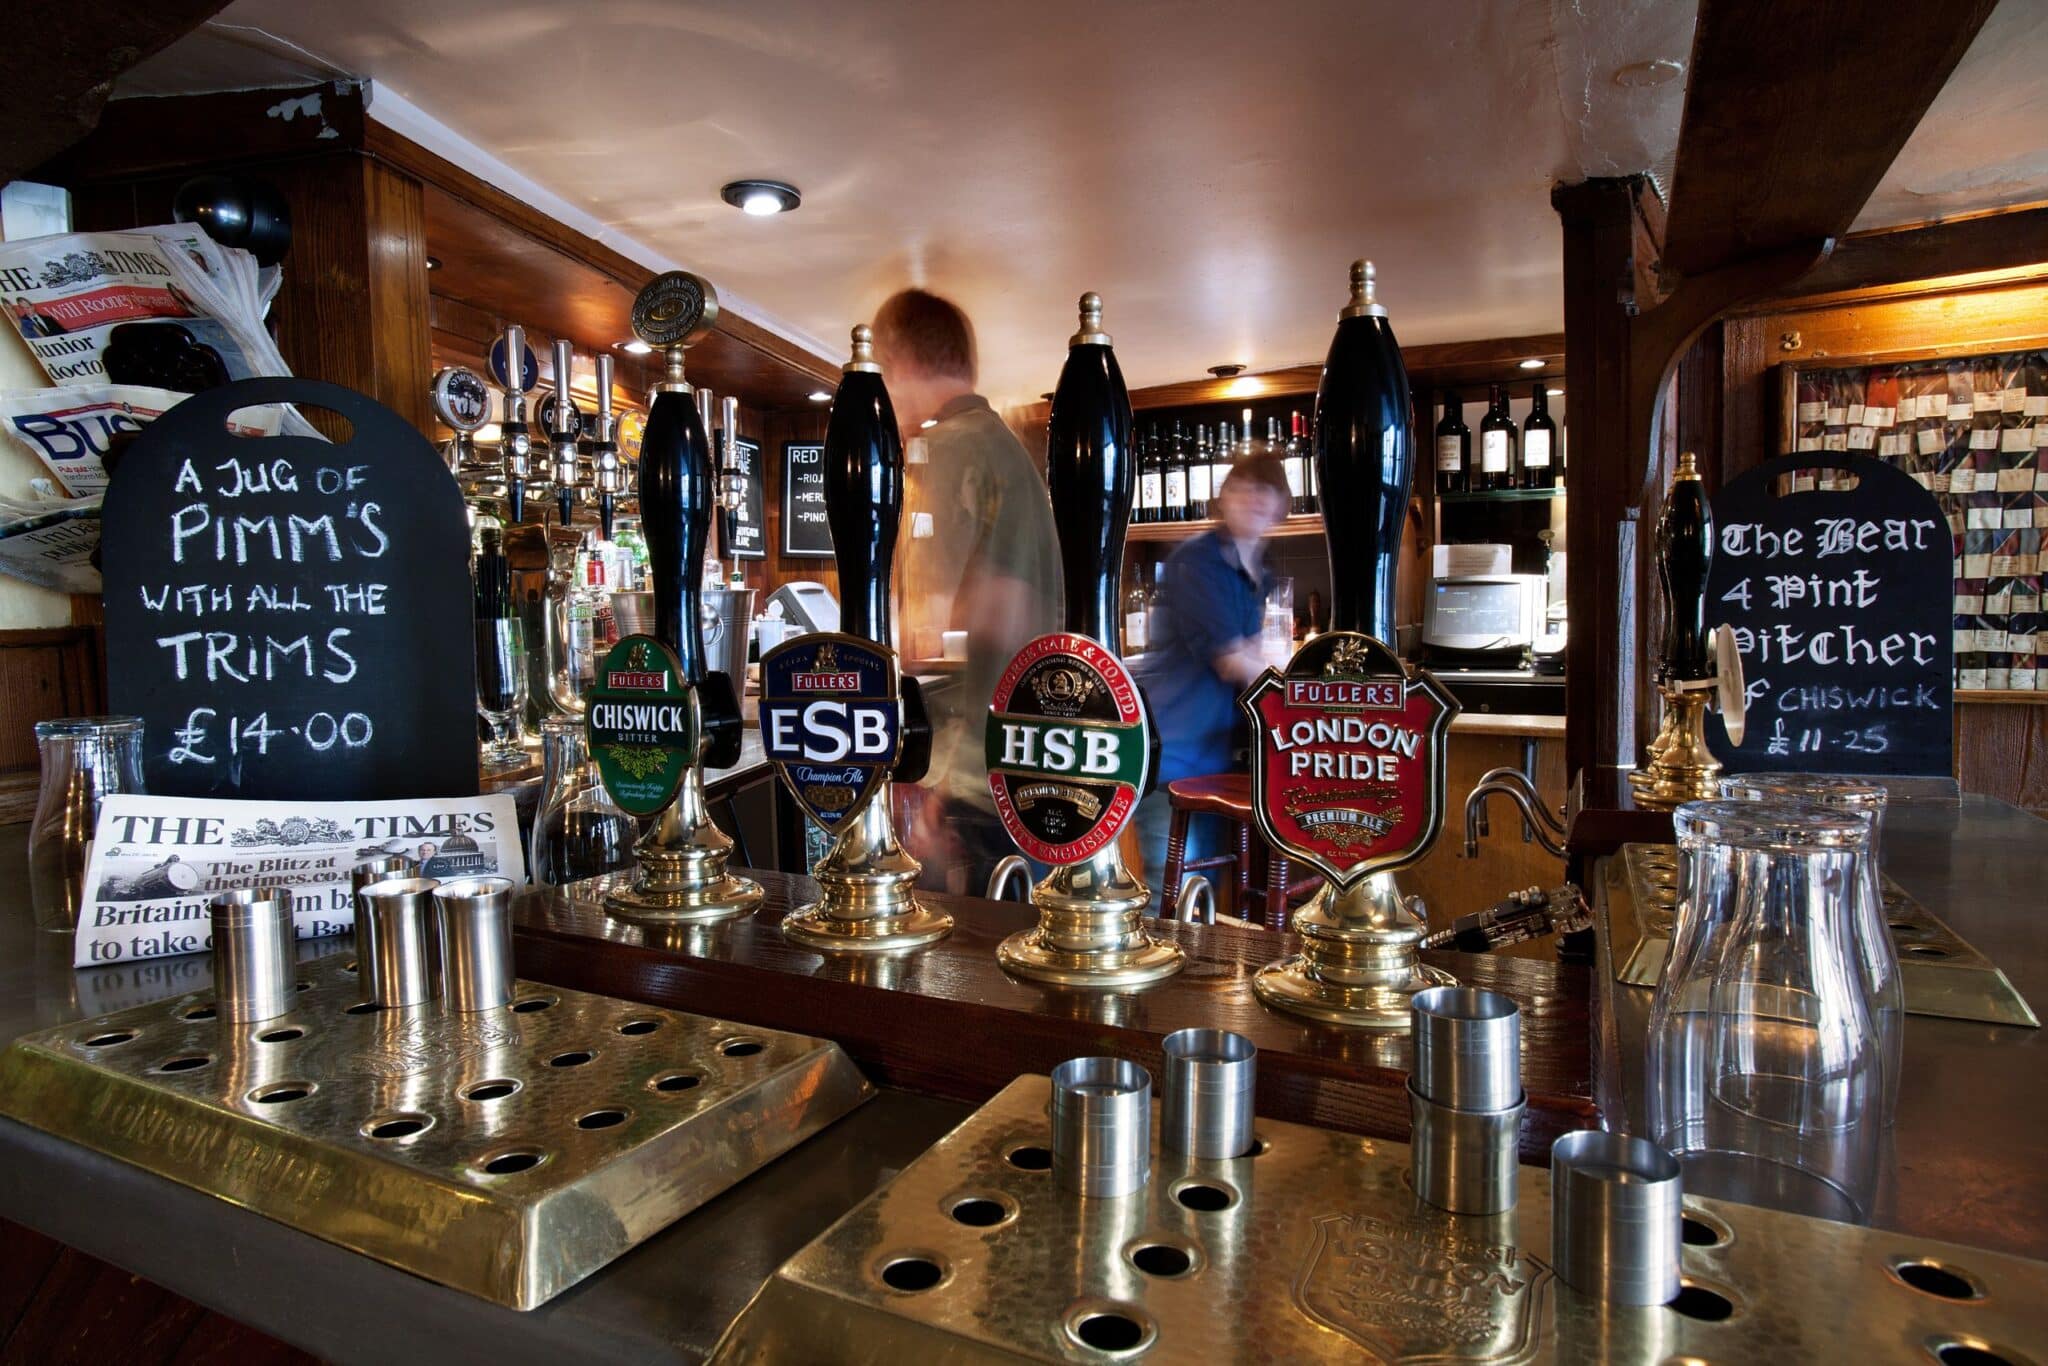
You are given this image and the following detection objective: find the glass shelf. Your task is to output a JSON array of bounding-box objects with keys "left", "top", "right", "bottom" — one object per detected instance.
[{"left": 1438, "top": 487, "right": 1565, "bottom": 504}]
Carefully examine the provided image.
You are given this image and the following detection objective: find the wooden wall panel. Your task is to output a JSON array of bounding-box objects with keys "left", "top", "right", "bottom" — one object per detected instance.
[
  {"left": 0, "top": 629, "right": 103, "bottom": 772},
  {"left": 1956, "top": 701, "right": 2048, "bottom": 819}
]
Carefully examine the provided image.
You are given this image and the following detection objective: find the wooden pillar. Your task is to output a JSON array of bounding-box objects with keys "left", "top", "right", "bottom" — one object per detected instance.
[{"left": 1552, "top": 178, "right": 1650, "bottom": 789}]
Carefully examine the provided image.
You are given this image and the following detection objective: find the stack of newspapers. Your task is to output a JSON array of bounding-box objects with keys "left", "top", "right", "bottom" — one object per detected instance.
[{"left": 0, "top": 223, "right": 297, "bottom": 593}]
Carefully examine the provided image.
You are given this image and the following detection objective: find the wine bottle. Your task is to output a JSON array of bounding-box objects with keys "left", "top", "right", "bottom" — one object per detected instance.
[
  {"left": 1211, "top": 418, "right": 1236, "bottom": 505},
  {"left": 1188, "top": 423, "right": 1212, "bottom": 520},
  {"left": 1313, "top": 260, "right": 1412, "bottom": 641},
  {"left": 1294, "top": 408, "right": 1319, "bottom": 513},
  {"left": 1478, "top": 383, "right": 1516, "bottom": 492},
  {"left": 1658, "top": 451, "right": 1713, "bottom": 681},
  {"left": 1434, "top": 393, "right": 1469, "bottom": 496},
  {"left": 1286, "top": 411, "right": 1312, "bottom": 514},
  {"left": 1161, "top": 419, "right": 1189, "bottom": 521},
  {"left": 1268, "top": 416, "right": 1298, "bottom": 514},
  {"left": 1521, "top": 383, "right": 1556, "bottom": 489},
  {"left": 1135, "top": 423, "right": 1162, "bottom": 523}
]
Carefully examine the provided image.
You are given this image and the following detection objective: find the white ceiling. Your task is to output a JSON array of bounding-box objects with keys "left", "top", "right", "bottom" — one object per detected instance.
[{"left": 117, "top": 0, "right": 2048, "bottom": 407}]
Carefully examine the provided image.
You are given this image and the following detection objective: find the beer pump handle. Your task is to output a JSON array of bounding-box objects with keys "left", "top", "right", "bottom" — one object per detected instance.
[
  {"left": 1046, "top": 293, "right": 1131, "bottom": 645},
  {"left": 824, "top": 325, "right": 901, "bottom": 644},
  {"left": 552, "top": 339, "right": 580, "bottom": 525},
  {"left": 719, "top": 394, "right": 742, "bottom": 562},
  {"left": 1658, "top": 453, "right": 1714, "bottom": 681},
  {"left": 499, "top": 324, "right": 531, "bottom": 524},
  {"left": 1315, "top": 260, "right": 1411, "bottom": 641},
  {"left": 637, "top": 337, "right": 740, "bottom": 767},
  {"left": 592, "top": 354, "right": 619, "bottom": 541},
  {"left": 823, "top": 324, "right": 924, "bottom": 783},
  {"left": 1047, "top": 293, "right": 1159, "bottom": 792}
]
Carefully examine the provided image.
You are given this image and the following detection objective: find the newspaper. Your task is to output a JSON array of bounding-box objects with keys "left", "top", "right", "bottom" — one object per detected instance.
[
  {"left": 0, "top": 226, "right": 283, "bottom": 388},
  {"left": 0, "top": 485, "right": 99, "bottom": 592},
  {"left": 75, "top": 792, "right": 527, "bottom": 968},
  {"left": 0, "top": 383, "right": 280, "bottom": 496}
]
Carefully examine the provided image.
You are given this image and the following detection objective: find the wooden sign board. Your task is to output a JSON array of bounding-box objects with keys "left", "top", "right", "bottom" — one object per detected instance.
[
  {"left": 781, "top": 441, "right": 833, "bottom": 558},
  {"left": 101, "top": 378, "right": 480, "bottom": 800},
  {"left": 1706, "top": 453, "right": 1953, "bottom": 776}
]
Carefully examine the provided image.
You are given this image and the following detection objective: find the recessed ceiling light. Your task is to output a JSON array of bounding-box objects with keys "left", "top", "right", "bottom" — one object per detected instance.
[
  {"left": 1518, "top": 358, "right": 1546, "bottom": 370},
  {"left": 721, "top": 179, "right": 801, "bottom": 216},
  {"left": 1208, "top": 363, "right": 1246, "bottom": 379},
  {"left": 618, "top": 339, "right": 654, "bottom": 355},
  {"left": 920, "top": 418, "right": 937, "bottom": 429},
  {"left": 1613, "top": 58, "right": 1683, "bottom": 88},
  {"left": 807, "top": 390, "right": 832, "bottom": 402},
  {"left": 1547, "top": 386, "right": 1564, "bottom": 397}
]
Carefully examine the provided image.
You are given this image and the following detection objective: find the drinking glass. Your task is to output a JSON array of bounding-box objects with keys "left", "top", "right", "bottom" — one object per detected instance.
[
  {"left": 1647, "top": 799, "right": 1879, "bottom": 1223},
  {"left": 530, "top": 716, "right": 638, "bottom": 886},
  {"left": 476, "top": 614, "right": 529, "bottom": 770},
  {"left": 29, "top": 717, "right": 146, "bottom": 933},
  {"left": 1720, "top": 773, "right": 1903, "bottom": 1127}
]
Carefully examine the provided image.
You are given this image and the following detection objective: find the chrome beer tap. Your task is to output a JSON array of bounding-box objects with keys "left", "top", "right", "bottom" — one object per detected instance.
[
  {"left": 591, "top": 353, "right": 621, "bottom": 541},
  {"left": 550, "top": 338, "right": 583, "bottom": 526},
  {"left": 497, "top": 324, "right": 534, "bottom": 524}
]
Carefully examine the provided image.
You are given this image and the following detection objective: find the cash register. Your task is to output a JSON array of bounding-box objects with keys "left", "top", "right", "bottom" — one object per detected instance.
[{"left": 1420, "top": 572, "right": 1565, "bottom": 713}]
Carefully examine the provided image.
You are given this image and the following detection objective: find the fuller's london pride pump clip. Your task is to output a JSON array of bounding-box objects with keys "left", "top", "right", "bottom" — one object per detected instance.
[
  {"left": 984, "top": 632, "right": 1151, "bottom": 865},
  {"left": 585, "top": 634, "right": 697, "bottom": 817},
  {"left": 1241, "top": 632, "right": 1457, "bottom": 887},
  {"left": 758, "top": 632, "right": 902, "bottom": 832}
]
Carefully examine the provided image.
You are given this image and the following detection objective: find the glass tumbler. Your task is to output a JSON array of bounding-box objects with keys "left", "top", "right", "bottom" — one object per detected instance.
[
  {"left": 1647, "top": 799, "right": 1879, "bottom": 1223},
  {"left": 1720, "top": 773, "right": 1903, "bottom": 1127},
  {"left": 530, "top": 716, "right": 638, "bottom": 886},
  {"left": 28, "top": 717, "right": 146, "bottom": 933}
]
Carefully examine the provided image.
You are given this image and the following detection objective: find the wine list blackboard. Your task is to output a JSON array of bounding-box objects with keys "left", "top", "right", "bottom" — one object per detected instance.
[
  {"left": 1705, "top": 453, "right": 1952, "bottom": 777},
  {"left": 782, "top": 440, "right": 833, "bottom": 557},
  {"left": 728, "top": 434, "right": 766, "bottom": 560},
  {"left": 100, "top": 378, "right": 480, "bottom": 800}
]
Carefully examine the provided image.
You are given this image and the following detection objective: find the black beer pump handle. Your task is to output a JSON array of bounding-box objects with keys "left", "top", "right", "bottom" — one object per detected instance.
[
  {"left": 1046, "top": 293, "right": 1132, "bottom": 645},
  {"left": 824, "top": 324, "right": 902, "bottom": 644},
  {"left": 639, "top": 382, "right": 715, "bottom": 684},
  {"left": 1314, "top": 260, "right": 1413, "bottom": 642},
  {"left": 1660, "top": 452, "right": 1715, "bottom": 681}
]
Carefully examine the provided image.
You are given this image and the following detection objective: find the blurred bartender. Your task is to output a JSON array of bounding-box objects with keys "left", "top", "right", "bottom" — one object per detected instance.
[
  {"left": 877, "top": 289, "right": 1063, "bottom": 892},
  {"left": 1133, "top": 457, "right": 1292, "bottom": 891}
]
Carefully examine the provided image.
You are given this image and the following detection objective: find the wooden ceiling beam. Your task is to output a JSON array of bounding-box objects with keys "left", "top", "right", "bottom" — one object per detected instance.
[
  {"left": 1661, "top": 0, "right": 1997, "bottom": 279},
  {"left": 1771, "top": 201, "right": 2048, "bottom": 302}
]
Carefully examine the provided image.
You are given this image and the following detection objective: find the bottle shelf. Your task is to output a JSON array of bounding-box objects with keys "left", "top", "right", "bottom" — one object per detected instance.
[
  {"left": 1124, "top": 513, "right": 1326, "bottom": 544},
  {"left": 1438, "top": 487, "right": 1565, "bottom": 504}
]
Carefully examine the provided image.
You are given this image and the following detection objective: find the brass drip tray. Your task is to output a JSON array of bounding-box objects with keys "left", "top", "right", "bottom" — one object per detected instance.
[
  {"left": 712, "top": 1075, "right": 2048, "bottom": 1363},
  {"left": 0, "top": 952, "right": 871, "bottom": 1309},
  {"left": 1613, "top": 843, "right": 2038, "bottom": 1027}
]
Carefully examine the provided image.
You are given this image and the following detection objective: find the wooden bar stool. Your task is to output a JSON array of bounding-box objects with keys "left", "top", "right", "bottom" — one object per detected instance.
[{"left": 1159, "top": 775, "right": 1316, "bottom": 931}]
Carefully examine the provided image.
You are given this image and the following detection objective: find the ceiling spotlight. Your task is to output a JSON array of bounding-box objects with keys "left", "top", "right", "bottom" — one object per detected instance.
[
  {"left": 920, "top": 418, "right": 937, "bottom": 429},
  {"left": 1613, "top": 58, "right": 1684, "bottom": 88},
  {"left": 1547, "top": 386, "right": 1564, "bottom": 397},
  {"left": 618, "top": 339, "right": 654, "bottom": 355},
  {"left": 721, "top": 179, "right": 801, "bottom": 216},
  {"left": 807, "top": 390, "right": 833, "bottom": 403},
  {"left": 1518, "top": 358, "right": 1547, "bottom": 370},
  {"left": 1208, "top": 363, "right": 1246, "bottom": 378}
]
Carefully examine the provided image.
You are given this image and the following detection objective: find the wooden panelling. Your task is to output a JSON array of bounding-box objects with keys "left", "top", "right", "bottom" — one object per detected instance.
[
  {"left": 1957, "top": 691, "right": 2048, "bottom": 818},
  {"left": 0, "top": 630, "right": 103, "bottom": 773}
]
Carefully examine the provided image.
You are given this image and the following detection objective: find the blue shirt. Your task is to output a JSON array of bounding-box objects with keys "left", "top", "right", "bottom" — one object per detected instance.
[{"left": 1136, "top": 530, "right": 1268, "bottom": 784}]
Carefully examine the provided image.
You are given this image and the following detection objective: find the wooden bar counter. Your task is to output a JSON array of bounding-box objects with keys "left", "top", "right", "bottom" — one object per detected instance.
[{"left": 512, "top": 872, "right": 1596, "bottom": 1163}]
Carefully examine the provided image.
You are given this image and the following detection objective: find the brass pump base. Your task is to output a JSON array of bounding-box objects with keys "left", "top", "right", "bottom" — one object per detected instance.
[
  {"left": 783, "top": 798, "right": 952, "bottom": 952},
  {"left": 1627, "top": 682, "right": 1722, "bottom": 810},
  {"left": 606, "top": 766, "right": 763, "bottom": 923},
  {"left": 996, "top": 847, "right": 1184, "bottom": 989},
  {"left": 1253, "top": 872, "right": 1452, "bottom": 1028}
]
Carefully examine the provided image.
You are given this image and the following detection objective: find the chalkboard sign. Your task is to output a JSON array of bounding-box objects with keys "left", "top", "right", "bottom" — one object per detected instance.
[
  {"left": 1706, "top": 453, "right": 1952, "bottom": 776},
  {"left": 101, "top": 378, "right": 480, "bottom": 800},
  {"left": 782, "top": 440, "right": 832, "bottom": 557},
  {"left": 727, "top": 434, "right": 765, "bottom": 560}
]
